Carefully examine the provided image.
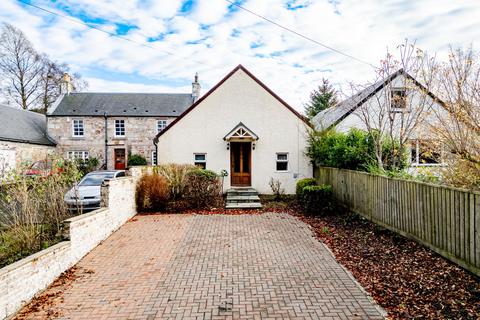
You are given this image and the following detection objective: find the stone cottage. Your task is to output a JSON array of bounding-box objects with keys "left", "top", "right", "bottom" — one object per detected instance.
[
  {"left": 47, "top": 75, "right": 200, "bottom": 169},
  {"left": 0, "top": 105, "right": 56, "bottom": 174}
]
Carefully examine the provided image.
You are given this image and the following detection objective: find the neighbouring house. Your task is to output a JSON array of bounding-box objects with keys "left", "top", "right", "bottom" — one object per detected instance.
[
  {"left": 154, "top": 65, "right": 313, "bottom": 194},
  {"left": 47, "top": 75, "right": 199, "bottom": 169},
  {"left": 0, "top": 105, "right": 56, "bottom": 174},
  {"left": 312, "top": 69, "right": 447, "bottom": 169}
]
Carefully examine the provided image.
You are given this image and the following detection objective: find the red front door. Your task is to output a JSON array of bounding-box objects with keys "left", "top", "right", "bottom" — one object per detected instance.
[{"left": 114, "top": 149, "right": 126, "bottom": 170}]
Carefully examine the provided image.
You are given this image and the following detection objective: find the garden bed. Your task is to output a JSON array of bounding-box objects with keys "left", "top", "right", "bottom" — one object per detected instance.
[{"left": 295, "top": 210, "right": 480, "bottom": 319}]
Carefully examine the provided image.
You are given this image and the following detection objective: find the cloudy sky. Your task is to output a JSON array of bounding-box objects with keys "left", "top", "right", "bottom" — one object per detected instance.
[{"left": 1, "top": 0, "right": 479, "bottom": 112}]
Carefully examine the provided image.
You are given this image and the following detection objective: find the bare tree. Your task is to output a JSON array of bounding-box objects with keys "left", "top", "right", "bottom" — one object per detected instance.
[
  {"left": 430, "top": 47, "right": 480, "bottom": 188},
  {"left": 37, "top": 57, "right": 88, "bottom": 113},
  {"left": 0, "top": 23, "right": 43, "bottom": 109},
  {"left": 0, "top": 23, "right": 88, "bottom": 113},
  {"left": 351, "top": 40, "right": 439, "bottom": 170}
]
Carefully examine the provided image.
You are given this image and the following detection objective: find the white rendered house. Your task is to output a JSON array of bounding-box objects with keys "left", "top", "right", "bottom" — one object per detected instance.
[
  {"left": 154, "top": 65, "right": 312, "bottom": 194},
  {"left": 312, "top": 69, "right": 448, "bottom": 168}
]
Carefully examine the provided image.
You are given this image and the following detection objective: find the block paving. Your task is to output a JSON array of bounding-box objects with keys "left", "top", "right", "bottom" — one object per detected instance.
[{"left": 15, "top": 213, "right": 385, "bottom": 319}]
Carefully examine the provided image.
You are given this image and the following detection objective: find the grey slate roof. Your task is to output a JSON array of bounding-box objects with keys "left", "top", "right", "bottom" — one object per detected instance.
[
  {"left": 312, "top": 69, "right": 404, "bottom": 131},
  {"left": 0, "top": 105, "right": 55, "bottom": 146},
  {"left": 50, "top": 92, "right": 193, "bottom": 117}
]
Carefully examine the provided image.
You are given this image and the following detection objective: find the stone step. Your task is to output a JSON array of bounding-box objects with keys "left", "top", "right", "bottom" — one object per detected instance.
[
  {"left": 225, "top": 188, "right": 262, "bottom": 209},
  {"left": 226, "top": 191, "right": 258, "bottom": 196},
  {"left": 225, "top": 195, "right": 260, "bottom": 202},
  {"left": 225, "top": 202, "right": 263, "bottom": 209}
]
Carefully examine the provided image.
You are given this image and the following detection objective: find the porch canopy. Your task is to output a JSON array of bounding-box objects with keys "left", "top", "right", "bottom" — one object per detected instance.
[{"left": 223, "top": 122, "right": 259, "bottom": 142}]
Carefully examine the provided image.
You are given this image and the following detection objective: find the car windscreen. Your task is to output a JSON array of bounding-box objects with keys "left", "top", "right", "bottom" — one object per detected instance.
[{"left": 79, "top": 174, "right": 114, "bottom": 186}]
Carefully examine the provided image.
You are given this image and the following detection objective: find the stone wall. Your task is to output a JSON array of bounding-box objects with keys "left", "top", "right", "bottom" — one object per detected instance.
[
  {"left": 47, "top": 116, "right": 175, "bottom": 169},
  {"left": 0, "top": 141, "right": 56, "bottom": 172},
  {"left": 0, "top": 176, "right": 137, "bottom": 320}
]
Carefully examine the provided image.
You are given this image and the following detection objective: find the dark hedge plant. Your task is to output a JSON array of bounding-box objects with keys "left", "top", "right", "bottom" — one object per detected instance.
[{"left": 302, "top": 184, "right": 333, "bottom": 215}]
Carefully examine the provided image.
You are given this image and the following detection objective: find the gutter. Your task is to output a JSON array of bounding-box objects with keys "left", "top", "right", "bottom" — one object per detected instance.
[
  {"left": 104, "top": 112, "right": 108, "bottom": 169},
  {"left": 153, "top": 139, "right": 158, "bottom": 165}
]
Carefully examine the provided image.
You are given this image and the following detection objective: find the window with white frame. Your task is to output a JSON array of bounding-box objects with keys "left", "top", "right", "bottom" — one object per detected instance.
[
  {"left": 410, "top": 140, "right": 443, "bottom": 165},
  {"left": 390, "top": 88, "right": 407, "bottom": 112},
  {"left": 115, "top": 119, "right": 125, "bottom": 137},
  {"left": 67, "top": 151, "right": 89, "bottom": 161},
  {"left": 194, "top": 153, "right": 206, "bottom": 169},
  {"left": 151, "top": 151, "right": 157, "bottom": 165},
  {"left": 276, "top": 153, "right": 289, "bottom": 171},
  {"left": 72, "top": 119, "right": 84, "bottom": 137},
  {"left": 157, "top": 120, "right": 167, "bottom": 133}
]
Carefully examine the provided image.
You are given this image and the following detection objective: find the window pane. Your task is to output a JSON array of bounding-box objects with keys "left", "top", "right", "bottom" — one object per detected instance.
[
  {"left": 391, "top": 89, "right": 406, "bottom": 109},
  {"left": 276, "top": 162, "right": 288, "bottom": 171},
  {"left": 73, "top": 119, "right": 84, "bottom": 136},
  {"left": 194, "top": 154, "right": 206, "bottom": 161},
  {"left": 277, "top": 153, "right": 288, "bottom": 161},
  {"left": 157, "top": 120, "right": 167, "bottom": 132},
  {"left": 418, "top": 141, "right": 440, "bottom": 164},
  {"left": 194, "top": 162, "right": 206, "bottom": 169},
  {"left": 115, "top": 120, "right": 125, "bottom": 136}
]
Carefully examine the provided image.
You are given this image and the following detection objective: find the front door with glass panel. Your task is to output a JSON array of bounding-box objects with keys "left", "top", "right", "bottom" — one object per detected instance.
[{"left": 230, "top": 142, "right": 251, "bottom": 186}]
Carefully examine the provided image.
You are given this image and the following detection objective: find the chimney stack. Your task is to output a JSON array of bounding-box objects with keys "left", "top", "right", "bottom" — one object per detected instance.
[
  {"left": 192, "top": 72, "right": 201, "bottom": 102},
  {"left": 62, "top": 73, "right": 73, "bottom": 95}
]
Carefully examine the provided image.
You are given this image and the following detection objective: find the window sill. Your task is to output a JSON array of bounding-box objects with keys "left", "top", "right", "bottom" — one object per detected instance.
[
  {"left": 71, "top": 136, "right": 85, "bottom": 140},
  {"left": 275, "top": 170, "right": 290, "bottom": 173},
  {"left": 410, "top": 163, "right": 447, "bottom": 167},
  {"left": 113, "top": 136, "right": 126, "bottom": 140}
]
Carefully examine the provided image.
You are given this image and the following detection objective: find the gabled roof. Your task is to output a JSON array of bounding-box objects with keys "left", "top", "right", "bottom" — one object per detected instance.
[
  {"left": 154, "top": 65, "right": 310, "bottom": 142},
  {"left": 223, "top": 122, "right": 259, "bottom": 141},
  {"left": 50, "top": 92, "right": 193, "bottom": 117},
  {"left": 0, "top": 105, "right": 56, "bottom": 146},
  {"left": 312, "top": 69, "right": 446, "bottom": 131}
]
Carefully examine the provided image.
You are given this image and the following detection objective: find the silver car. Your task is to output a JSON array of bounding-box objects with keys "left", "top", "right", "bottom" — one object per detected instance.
[{"left": 64, "top": 170, "right": 126, "bottom": 211}]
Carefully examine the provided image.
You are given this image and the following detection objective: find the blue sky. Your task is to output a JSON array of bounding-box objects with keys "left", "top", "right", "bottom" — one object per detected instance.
[{"left": 1, "top": 0, "right": 479, "bottom": 111}]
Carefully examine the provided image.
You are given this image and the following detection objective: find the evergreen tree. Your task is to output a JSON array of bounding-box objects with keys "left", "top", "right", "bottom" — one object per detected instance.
[{"left": 304, "top": 78, "right": 338, "bottom": 120}]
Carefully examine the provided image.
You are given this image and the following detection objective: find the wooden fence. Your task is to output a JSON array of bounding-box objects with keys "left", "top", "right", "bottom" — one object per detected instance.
[{"left": 315, "top": 167, "right": 480, "bottom": 276}]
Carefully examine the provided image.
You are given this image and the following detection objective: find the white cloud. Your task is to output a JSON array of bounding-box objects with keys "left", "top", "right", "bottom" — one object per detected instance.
[{"left": 0, "top": 0, "right": 479, "bottom": 111}]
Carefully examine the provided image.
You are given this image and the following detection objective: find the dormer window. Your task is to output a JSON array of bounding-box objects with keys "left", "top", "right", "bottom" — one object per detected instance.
[{"left": 391, "top": 88, "right": 407, "bottom": 112}]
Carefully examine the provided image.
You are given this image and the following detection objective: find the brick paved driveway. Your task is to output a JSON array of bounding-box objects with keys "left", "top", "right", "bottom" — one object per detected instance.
[{"left": 16, "top": 213, "right": 384, "bottom": 320}]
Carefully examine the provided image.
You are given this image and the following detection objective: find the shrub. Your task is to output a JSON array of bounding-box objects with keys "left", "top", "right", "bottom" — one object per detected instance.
[
  {"left": 155, "top": 164, "right": 196, "bottom": 200},
  {"left": 135, "top": 173, "right": 169, "bottom": 212},
  {"left": 128, "top": 154, "right": 147, "bottom": 166},
  {"left": 184, "top": 169, "right": 222, "bottom": 209},
  {"left": 75, "top": 157, "right": 99, "bottom": 176},
  {"left": 307, "top": 128, "right": 407, "bottom": 172},
  {"left": 0, "top": 158, "right": 81, "bottom": 267},
  {"left": 269, "top": 178, "right": 285, "bottom": 200},
  {"left": 296, "top": 178, "right": 317, "bottom": 200},
  {"left": 302, "top": 184, "right": 333, "bottom": 215}
]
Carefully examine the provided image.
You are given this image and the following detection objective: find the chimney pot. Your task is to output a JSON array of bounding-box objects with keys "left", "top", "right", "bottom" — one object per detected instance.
[
  {"left": 192, "top": 72, "right": 201, "bottom": 102},
  {"left": 62, "top": 73, "right": 73, "bottom": 95}
]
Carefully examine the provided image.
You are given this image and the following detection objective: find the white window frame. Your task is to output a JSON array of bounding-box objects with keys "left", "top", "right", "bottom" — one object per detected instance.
[
  {"left": 390, "top": 87, "right": 407, "bottom": 113},
  {"left": 72, "top": 119, "right": 84, "bottom": 137},
  {"left": 410, "top": 140, "right": 446, "bottom": 167},
  {"left": 194, "top": 153, "right": 207, "bottom": 169},
  {"left": 67, "top": 151, "right": 89, "bottom": 161},
  {"left": 151, "top": 151, "right": 157, "bottom": 165},
  {"left": 275, "top": 153, "right": 289, "bottom": 172},
  {"left": 157, "top": 120, "right": 167, "bottom": 133},
  {"left": 114, "top": 119, "right": 126, "bottom": 137}
]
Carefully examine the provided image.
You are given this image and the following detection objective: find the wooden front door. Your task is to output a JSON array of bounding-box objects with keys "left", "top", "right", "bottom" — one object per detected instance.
[
  {"left": 114, "top": 149, "right": 126, "bottom": 170},
  {"left": 230, "top": 142, "right": 251, "bottom": 186}
]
